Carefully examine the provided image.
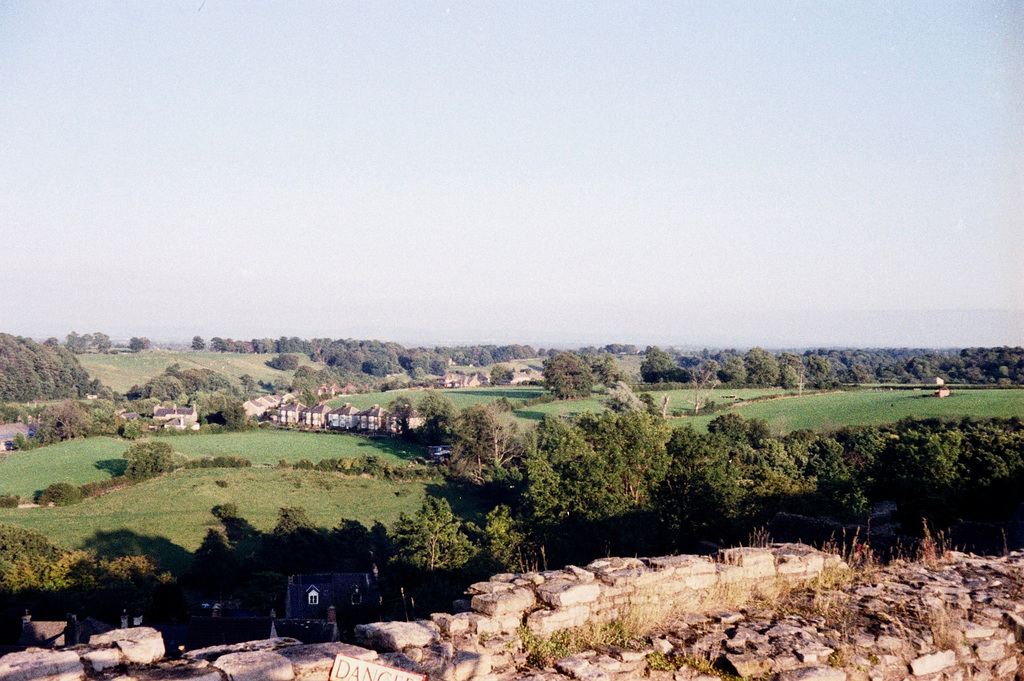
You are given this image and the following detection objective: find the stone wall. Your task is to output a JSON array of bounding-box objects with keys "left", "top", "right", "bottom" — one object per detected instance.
[{"left": 3, "top": 544, "right": 1024, "bottom": 681}]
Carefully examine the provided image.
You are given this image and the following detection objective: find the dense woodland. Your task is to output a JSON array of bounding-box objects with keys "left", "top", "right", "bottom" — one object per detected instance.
[{"left": 0, "top": 334, "right": 102, "bottom": 403}]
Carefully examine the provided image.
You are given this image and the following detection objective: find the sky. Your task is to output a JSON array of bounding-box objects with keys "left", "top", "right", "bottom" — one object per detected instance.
[{"left": 1, "top": 2, "right": 1022, "bottom": 349}]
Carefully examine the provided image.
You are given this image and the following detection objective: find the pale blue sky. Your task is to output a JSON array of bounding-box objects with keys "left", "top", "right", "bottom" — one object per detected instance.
[{"left": 1, "top": 2, "right": 1021, "bottom": 347}]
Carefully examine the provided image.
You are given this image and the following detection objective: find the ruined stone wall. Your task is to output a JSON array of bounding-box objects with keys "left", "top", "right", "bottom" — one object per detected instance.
[{"left": 4, "top": 544, "right": 1024, "bottom": 681}]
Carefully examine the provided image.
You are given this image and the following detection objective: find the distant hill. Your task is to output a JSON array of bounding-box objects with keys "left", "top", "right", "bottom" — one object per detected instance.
[{"left": 0, "top": 334, "right": 95, "bottom": 402}]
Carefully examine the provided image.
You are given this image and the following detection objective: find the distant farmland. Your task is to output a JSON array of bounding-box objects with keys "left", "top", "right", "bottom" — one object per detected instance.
[
  {"left": 77, "top": 351, "right": 317, "bottom": 393},
  {"left": 0, "top": 468, "right": 487, "bottom": 575},
  {"left": 0, "top": 430, "right": 423, "bottom": 500}
]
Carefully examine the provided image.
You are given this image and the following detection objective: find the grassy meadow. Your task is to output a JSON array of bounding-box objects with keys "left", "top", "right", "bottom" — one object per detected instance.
[
  {"left": 77, "top": 351, "right": 318, "bottom": 393},
  {"left": 671, "top": 388, "right": 1024, "bottom": 433},
  {"left": 0, "top": 430, "right": 424, "bottom": 501},
  {"left": 0, "top": 467, "right": 486, "bottom": 574}
]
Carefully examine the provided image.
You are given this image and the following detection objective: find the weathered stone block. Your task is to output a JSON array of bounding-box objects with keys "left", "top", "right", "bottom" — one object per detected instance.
[
  {"left": 0, "top": 649, "right": 83, "bottom": 681},
  {"left": 82, "top": 648, "right": 120, "bottom": 672},
  {"left": 724, "top": 653, "right": 772, "bottom": 678},
  {"left": 536, "top": 581, "right": 601, "bottom": 608},
  {"left": 974, "top": 639, "right": 1006, "bottom": 662},
  {"left": 355, "top": 621, "right": 439, "bottom": 652},
  {"left": 89, "top": 626, "right": 166, "bottom": 665},
  {"left": 469, "top": 614, "right": 501, "bottom": 637},
  {"left": 779, "top": 666, "right": 847, "bottom": 681},
  {"left": 445, "top": 651, "right": 492, "bottom": 681},
  {"left": 279, "top": 642, "right": 377, "bottom": 680},
  {"left": 472, "top": 587, "right": 536, "bottom": 617},
  {"left": 211, "top": 650, "right": 294, "bottom": 681},
  {"left": 910, "top": 650, "right": 956, "bottom": 676}
]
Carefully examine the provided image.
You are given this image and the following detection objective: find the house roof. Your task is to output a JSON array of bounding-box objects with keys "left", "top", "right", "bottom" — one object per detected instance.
[
  {"left": 0, "top": 423, "right": 32, "bottom": 440},
  {"left": 330, "top": 404, "right": 358, "bottom": 416},
  {"left": 153, "top": 407, "right": 197, "bottom": 419},
  {"left": 309, "top": 404, "right": 330, "bottom": 415},
  {"left": 356, "top": 405, "right": 388, "bottom": 418},
  {"left": 185, "top": 617, "right": 274, "bottom": 651}
]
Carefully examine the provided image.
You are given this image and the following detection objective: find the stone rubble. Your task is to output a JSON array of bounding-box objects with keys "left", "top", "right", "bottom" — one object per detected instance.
[{"left": 3, "top": 545, "right": 1024, "bottom": 681}]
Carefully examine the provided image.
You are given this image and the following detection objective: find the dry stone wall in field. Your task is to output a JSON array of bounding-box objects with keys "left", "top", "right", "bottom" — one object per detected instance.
[{"left": 4, "top": 544, "right": 1024, "bottom": 681}]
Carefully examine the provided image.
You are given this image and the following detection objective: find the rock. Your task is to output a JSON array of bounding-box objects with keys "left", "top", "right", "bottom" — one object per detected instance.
[
  {"left": 212, "top": 650, "right": 294, "bottom": 681},
  {"left": 82, "top": 648, "right": 121, "bottom": 672},
  {"left": 779, "top": 666, "right": 847, "bottom": 681},
  {"left": 724, "top": 653, "right": 772, "bottom": 678},
  {"left": 472, "top": 588, "right": 537, "bottom": 617},
  {"left": 0, "top": 649, "right": 84, "bottom": 681},
  {"left": 909, "top": 650, "right": 956, "bottom": 676},
  {"left": 973, "top": 639, "right": 1005, "bottom": 662},
  {"left": 536, "top": 581, "right": 602, "bottom": 608},
  {"left": 89, "top": 627, "right": 166, "bottom": 665},
  {"left": 355, "top": 621, "right": 439, "bottom": 652},
  {"left": 446, "top": 651, "right": 492, "bottom": 681},
  {"left": 278, "top": 642, "right": 377, "bottom": 679}
]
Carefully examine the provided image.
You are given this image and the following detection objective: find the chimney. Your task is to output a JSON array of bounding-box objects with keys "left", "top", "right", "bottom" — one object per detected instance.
[
  {"left": 327, "top": 606, "right": 337, "bottom": 624},
  {"left": 65, "top": 614, "right": 79, "bottom": 645},
  {"left": 21, "top": 610, "right": 31, "bottom": 630},
  {"left": 120, "top": 611, "right": 129, "bottom": 629}
]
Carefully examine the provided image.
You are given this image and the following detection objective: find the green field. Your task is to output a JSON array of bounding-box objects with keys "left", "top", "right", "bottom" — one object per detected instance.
[
  {"left": 672, "top": 388, "right": 1024, "bottom": 433},
  {"left": 510, "top": 388, "right": 784, "bottom": 425},
  {"left": 0, "top": 437, "right": 129, "bottom": 499},
  {"left": 327, "top": 386, "right": 546, "bottom": 411},
  {"left": 0, "top": 431, "right": 424, "bottom": 501},
  {"left": 160, "top": 430, "right": 424, "bottom": 465},
  {"left": 0, "top": 468, "right": 486, "bottom": 574},
  {"left": 78, "top": 351, "right": 318, "bottom": 393}
]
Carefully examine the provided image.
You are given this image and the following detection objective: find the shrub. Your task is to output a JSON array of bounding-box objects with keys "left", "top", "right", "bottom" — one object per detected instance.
[
  {"left": 214, "top": 480, "right": 228, "bottom": 488},
  {"left": 79, "top": 477, "right": 131, "bottom": 499},
  {"left": 124, "top": 441, "right": 176, "bottom": 480},
  {"left": 38, "top": 482, "right": 83, "bottom": 506},
  {"left": 0, "top": 494, "right": 19, "bottom": 508},
  {"left": 212, "top": 503, "right": 239, "bottom": 520}
]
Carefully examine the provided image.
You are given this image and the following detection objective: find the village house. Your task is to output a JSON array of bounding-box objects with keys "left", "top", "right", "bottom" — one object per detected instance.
[
  {"left": 510, "top": 368, "right": 544, "bottom": 385},
  {"left": 285, "top": 572, "right": 379, "bottom": 622},
  {"left": 274, "top": 402, "right": 305, "bottom": 425},
  {"left": 0, "top": 423, "right": 35, "bottom": 451},
  {"left": 151, "top": 406, "right": 198, "bottom": 431},
  {"left": 301, "top": 403, "right": 331, "bottom": 428},
  {"left": 436, "top": 372, "right": 488, "bottom": 389},
  {"left": 355, "top": 405, "right": 389, "bottom": 432},
  {"left": 326, "top": 403, "right": 359, "bottom": 430}
]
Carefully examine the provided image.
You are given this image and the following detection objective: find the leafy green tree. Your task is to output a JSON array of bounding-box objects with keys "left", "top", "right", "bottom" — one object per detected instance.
[
  {"left": 35, "top": 400, "right": 90, "bottom": 443},
  {"left": 192, "top": 336, "right": 206, "bottom": 351},
  {"left": 606, "top": 382, "right": 645, "bottom": 413},
  {"left": 591, "top": 353, "right": 625, "bottom": 386},
  {"left": 542, "top": 352, "right": 594, "bottom": 399},
  {"left": 387, "top": 395, "right": 416, "bottom": 435},
  {"left": 186, "top": 529, "right": 239, "bottom": 598},
  {"left": 416, "top": 391, "right": 456, "bottom": 445},
  {"left": 129, "top": 337, "right": 150, "bottom": 353},
  {"left": 489, "top": 364, "right": 514, "bottom": 385},
  {"left": 744, "top": 347, "right": 780, "bottom": 387},
  {"left": 718, "top": 356, "right": 747, "bottom": 385},
  {"left": 451, "top": 404, "right": 521, "bottom": 478},
  {"left": 92, "top": 332, "right": 112, "bottom": 353},
  {"left": 267, "top": 353, "right": 300, "bottom": 371},
  {"left": 124, "top": 441, "right": 176, "bottom": 480},
  {"left": 640, "top": 346, "right": 677, "bottom": 383},
  {"left": 391, "top": 497, "right": 473, "bottom": 571},
  {"left": 807, "top": 354, "right": 837, "bottom": 389},
  {"left": 38, "top": 482, "right": 83, "bottom": 506}
]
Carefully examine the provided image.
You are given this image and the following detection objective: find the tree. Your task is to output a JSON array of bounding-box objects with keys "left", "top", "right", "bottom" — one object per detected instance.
[
  {"left": 606, "top": 382, "right": 645, "bottom": 413},
  {"left": 640, "top": 346, "right": 678, "bottom": 383},
  {"left": 391, "top": 497, "right": 473, "bottom": 571},
  {"left": 209, "top": 337, "right": 228, "bottom": 353},
  {"left": 542, "top": 352, "right": 594, "bottom": 399},
  {"left": 387, "top": 395, "right": 416, "bottom": 435},
  {"left": 92, "top": 332, "right": 112, "bottom": 353},
  {"left": 591, "top": 354, "right": 625, "bottom": 386},
  {"left": 416, "top": 392, "right": 456, "bottom": 445},
  {"left": 267, "top": 353, "right": 300, "bottom": 371},
  {"left": 129, "top": 337, "right": 150, "bottom": 353},
  {"left": 186, "top": 529, "right": 238, "bottom": 598},
  {"left": 36, "top": 400, "right": 90, "bottom": 443},
  {"left": 124, "top": 441, "right": 176, "bottom": 480},
  {"left": 778, "top": 353, "right": 806, "bottom": 394},
  {"left": 239, "top": 374, "right": 258, "bottom": 396},
  {"left": 807, "top": 354, "right": 837, "bottom": 389},
  {"left": 691, "top": 360, "right": 720, "bottom": 415},
  {"left": 718, "top": 356, "right": 747, "bottom": 385},
  {"left": 451, "top": 404, "right": 521, "bottom": 478},
  {"left": 192, "top": 336, "right": 206, "bottom": 351},
  {"left": 489, "top": 364, "right": 514, "bottom": 385},
  {"left": 744, "top": 347, "right": 780, "bottom": 387}
]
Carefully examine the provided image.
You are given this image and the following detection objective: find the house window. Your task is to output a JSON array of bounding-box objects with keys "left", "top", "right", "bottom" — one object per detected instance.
[{"left": 308, "top": 590, "right": 319, "bottom": 605}]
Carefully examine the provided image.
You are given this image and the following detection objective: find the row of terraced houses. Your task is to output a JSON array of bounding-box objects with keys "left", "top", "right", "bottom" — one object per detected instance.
[{"left": 242, "top": 394, "right": 422, "bottom": 434}]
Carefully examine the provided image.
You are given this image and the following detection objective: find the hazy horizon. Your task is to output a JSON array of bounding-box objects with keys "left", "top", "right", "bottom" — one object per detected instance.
[{"left": 2, "top": 3, "right": 1022, "bottom": 348}]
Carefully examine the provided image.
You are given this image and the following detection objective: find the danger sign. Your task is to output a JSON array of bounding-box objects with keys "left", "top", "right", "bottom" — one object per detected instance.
[{"left": 329, "top": 654, "right": 427, "bottom": 681}]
